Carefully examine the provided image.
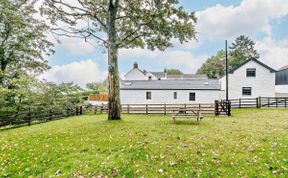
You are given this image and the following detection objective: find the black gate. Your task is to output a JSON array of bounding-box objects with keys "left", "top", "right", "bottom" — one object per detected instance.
[{"left": 215, "top": 100, "right": 231, "bottom": 116}]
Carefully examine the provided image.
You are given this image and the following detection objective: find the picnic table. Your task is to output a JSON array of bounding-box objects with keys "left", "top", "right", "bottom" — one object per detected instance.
[{"left": 172, "top": 107, "right": 203, "bottom": 123}]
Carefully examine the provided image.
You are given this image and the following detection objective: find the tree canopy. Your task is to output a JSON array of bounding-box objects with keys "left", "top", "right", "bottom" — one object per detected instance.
[
  {"left": 197, "top": 50, "right": 225, "bottom": 79},
  {"left": 197, "top": 35, "right": 259, "bottom": 79},
  {"left": 42, "top": 0, "right": 197, "bottom": 120},
  {"left": 229, "top": 35, "right": 259, "bottom": 69},
  {"left": 166, "top": 68, "right": 183, "bottom": 75},
  {"left": 0, "top": 0, "right": 54, "bottom": 86}
]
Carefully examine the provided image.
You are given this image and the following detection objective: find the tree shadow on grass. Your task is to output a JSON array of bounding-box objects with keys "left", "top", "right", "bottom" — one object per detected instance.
[{"left": 172, "top": 120, "right": 203, "bottom": 126}]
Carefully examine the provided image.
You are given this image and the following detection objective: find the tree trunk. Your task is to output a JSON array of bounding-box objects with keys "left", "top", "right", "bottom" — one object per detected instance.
[{"left": 107, "top": 1, "right": 121, "bottom": 120}]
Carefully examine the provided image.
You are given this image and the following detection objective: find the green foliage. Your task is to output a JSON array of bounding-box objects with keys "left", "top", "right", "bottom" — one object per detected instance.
[
  {"left": 0, "top": 0, "right": 54, "bottom": 85},
  {"left": 229, "top": 35, "right": 260, "bottom": 70},
  {"left": 41, "top": 0, "right": 197, "bottom": 51},
  {"left": 41, "top": 0, "right": 197, "bottom": 119},
  {"left": 197, "top": 50, "right": 225, "bottom": 79},
  {"left": 166, "top": 69, "right": 183, "bottom": 75},
  {"left": 0, "top": 74, "right": 85, "bottom": 114},
  {"left": 0, "top": 109, "right": 287, "bottom": 177},
  {"left": 86, "top": 81, "right": 107, "bottom": 94},
  {"left": 197, "top": 35, "right": 259, "bottom": 79}
]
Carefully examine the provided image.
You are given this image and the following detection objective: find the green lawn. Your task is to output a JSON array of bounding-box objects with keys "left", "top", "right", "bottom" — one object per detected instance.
[{"left": 0, "top": 109, "right": 287, "bottom": 177}]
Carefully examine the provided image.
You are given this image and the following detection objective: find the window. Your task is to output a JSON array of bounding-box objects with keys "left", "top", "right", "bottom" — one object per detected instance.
[
  {"left": 189, "top": 93, "right": 196, "bottom": 101},
  {"left": 242, "top": 87, "right": 252, "bottom": 96},
  {"left": 148, "top": 76, "right": 152, "bottom": 80},
  {"left": 173, "top": 92, "right": 177, "bottom": 99},
  {"left": 146, "top": 92, "right": 152, "bottom": 100},
  {"left": 246, "top": 68, "right": 256, "bottom": 77}
]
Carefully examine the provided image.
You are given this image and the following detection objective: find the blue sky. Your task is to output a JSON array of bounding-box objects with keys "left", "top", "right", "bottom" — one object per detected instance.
[{"left": 41, "top": 0, "right": 288, "bottom": 87}]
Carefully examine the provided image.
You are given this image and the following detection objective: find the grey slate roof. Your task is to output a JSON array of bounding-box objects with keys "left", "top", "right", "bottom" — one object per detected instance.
[
  {"left": 120, "top": 79, "right": 221, "bottom": 90},
  {"left": 229, "top": 58, "right": 276, "bottom": 73},
  {"left": 279, "top": 65, "right": 288, "bottom": 71},
  {"left": 151, "top": 72, "right": 166, "bottom": 78},
  {"left": 150, "top": 72, "right": 208, "bottom": 79}
]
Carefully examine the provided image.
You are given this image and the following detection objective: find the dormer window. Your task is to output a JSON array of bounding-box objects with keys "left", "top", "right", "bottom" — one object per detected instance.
[{"left": 246, "top": 68, "right": 256, "bottom": 77}]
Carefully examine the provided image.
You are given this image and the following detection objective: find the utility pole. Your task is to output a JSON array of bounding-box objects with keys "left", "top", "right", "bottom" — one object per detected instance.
[{"left": 225, "top": 40, "right": 229, "bottom": 101}]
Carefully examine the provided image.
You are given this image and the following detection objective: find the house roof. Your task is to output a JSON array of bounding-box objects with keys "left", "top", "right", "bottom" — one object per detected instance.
[
  {"left": 229, "top": 58, "right": 276, "bottom": 74},
  {"left": 124, "top": 67, "right": 144, "bottom": 77},
  {"left": 279, "top": 65, "right": 288, "bottom": 71},
  {"left": 151, "top": 72, "right": 166, "bottom": 78},
  {"left": 120, "top": 79, "right": 221, "bottom": 90}
]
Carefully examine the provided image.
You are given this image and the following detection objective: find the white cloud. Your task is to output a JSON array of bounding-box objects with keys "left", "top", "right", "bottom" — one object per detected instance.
[
  {"left": 40, "top": 60, "right": 107, "bottom": 87},
  {"left": 256, "top": 38, "right": 288, "bottom": 70},
  {"left": 197, "top": 0, "right": 288, "bottom": 40},
  {"left": 119, "top": 48, "right": 162, "bottom": 59},
  {"left": 57, "top": 37, "right": 96, "bottom": 55},
  {"left": 160, "top": 51, "right": 209, "bottom": 73}
]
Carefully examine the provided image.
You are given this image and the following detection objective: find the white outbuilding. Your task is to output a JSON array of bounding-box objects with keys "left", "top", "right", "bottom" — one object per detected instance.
[{"left": 120, "top": 80, "right": 224, "bottom": 104}]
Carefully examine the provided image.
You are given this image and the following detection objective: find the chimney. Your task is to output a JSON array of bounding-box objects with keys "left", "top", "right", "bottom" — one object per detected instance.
[{"left": 133, "top": 62, "right": 138, "bottom": 69}]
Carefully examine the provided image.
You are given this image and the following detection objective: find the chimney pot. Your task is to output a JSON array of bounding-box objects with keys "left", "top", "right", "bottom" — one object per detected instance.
[{"left": 134, "top": 62, "right": 138, "bottom": 69}]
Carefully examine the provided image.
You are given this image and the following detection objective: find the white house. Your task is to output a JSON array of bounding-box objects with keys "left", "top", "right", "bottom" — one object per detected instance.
[
  {"left": 220, "top": 58, "right": 276, "bottom": 99},
  {"left": 275, "top": 66, "right": 288, "bottom": 97},
  {"left": 120, "top": 80, "right": 224, "bottom": 104},
  {"left": 118, "top": 59, "right": 282, "bottom": 105},
  {"left": 121, "top": 63, "right": 223, "bottom": 104}
]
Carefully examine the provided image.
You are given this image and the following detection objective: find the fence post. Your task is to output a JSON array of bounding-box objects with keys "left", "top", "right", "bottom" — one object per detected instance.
[
  {"left": 256, "top": 98, "right": 259, "bottom": 108},
  {"left": 127, "top": 104, "right": 130, "bottom": 114},
  {"left": 276, "top": 98, "right": 278, "bottom": 108},
  {"left": 285, "top": 98, "right": 287, "bottom": 108},
  {"left": 94, "top": 106, "right": 97, "bottom": 115},
  {"left": 268, "top": 98, "right": 270, "bottom": 108},
  {"left": 259, "top": 96, "right": 262, "bottom": 108},
  {"left": 146, "top": 104, "right": 148, "bottom": 115},
  {"left": 164, "top": 104, "right": 167, "bottom": 115},
  {"left": 239, "top": 98, "right": 241, "bottom": 108},
  {"left": 49, "top": 109, "right": 53, "bottom": 120},
  {"left": 100, "top": 103, "right": 104, "bottom": 114},
  {"left": 66, "top": 108, "right": 69, "bottom": 117},
  {"left": 79, "top": 106, "right": 83, "bottom": 115},
  {"left": 27, "top": 108, "right": 31, "bottom": 126},
  {"left": 227, "top": 101, "right": 231, "bottom": 116},
  {"left": 75, "top": 106, "right": 79, "bottom": 116},
  {"left": 215, "top": 100, "right": 219, "bottom": 116}
]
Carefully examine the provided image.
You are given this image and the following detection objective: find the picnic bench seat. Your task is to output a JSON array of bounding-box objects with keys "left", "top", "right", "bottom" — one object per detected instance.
[{"left": 172, "top": 108, "right": 204, "bottom": 123}]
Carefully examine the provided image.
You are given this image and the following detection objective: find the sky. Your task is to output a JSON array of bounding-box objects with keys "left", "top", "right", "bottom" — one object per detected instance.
[{"left": 41, "top": 0, "right": 288, "bottom": 87}]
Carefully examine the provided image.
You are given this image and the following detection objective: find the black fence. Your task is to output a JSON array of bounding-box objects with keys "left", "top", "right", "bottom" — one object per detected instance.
[
  {"left": 0, "top": 106, "right": 83, "bottom": 128},
  {"left": 230, "top": 97, "right": 288, "bottom": 109}
]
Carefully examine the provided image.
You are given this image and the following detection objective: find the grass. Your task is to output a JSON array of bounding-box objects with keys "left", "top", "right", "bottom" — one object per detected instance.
[{"left": 0, "top": 109, "right": 287, "bottom": 177}]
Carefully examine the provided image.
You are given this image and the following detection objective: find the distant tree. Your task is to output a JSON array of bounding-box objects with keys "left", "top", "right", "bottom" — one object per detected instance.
[
  {"left": 166, "top": 69, "right": 183, "bottom": 75},
  {"left": 0, "top": 0, "right": 54, "bottom": 86},
  {"left": 42, "top": 0, "right": 197, "bottom": 120},
  {"left": 229, "top": 35, "right": 259, "bottom": 69},
  {"left": 86, "top": 81, "right": 107, "bottom": 94},
  {"left": 197, "top": 51, "right": 225, "bottom": 79},
  {"left": 197, "top": 35, "right": 259, "bottom": 78}
]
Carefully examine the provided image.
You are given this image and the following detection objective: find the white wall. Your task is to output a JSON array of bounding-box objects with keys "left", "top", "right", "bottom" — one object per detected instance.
[
  {"left": 220, "top": 60, "right": 276, "bottom": 99},
  {"left": 275, "top": 85, "right": 288, "bottom": 97},
  {"left": 120, "top": 90, "right": 224, "bottom": 104}
]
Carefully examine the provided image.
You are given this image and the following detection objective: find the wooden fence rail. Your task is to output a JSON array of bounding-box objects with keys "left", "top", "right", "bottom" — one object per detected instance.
[
  {"left": 230, "top": 97, "right": 288, "bottom": 109},
  {"left": 85, "top": 102, "right": 232, "bottom": 116},
  {"left": 0, "top": 106, "right": 83, "bottom": 128}
]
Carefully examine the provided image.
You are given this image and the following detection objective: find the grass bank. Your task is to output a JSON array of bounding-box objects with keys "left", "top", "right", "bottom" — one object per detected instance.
[{"left": 0, "top": 109, "right": 287, "bottom": 177}]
